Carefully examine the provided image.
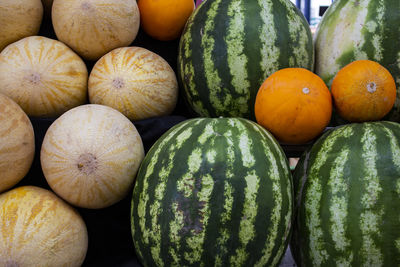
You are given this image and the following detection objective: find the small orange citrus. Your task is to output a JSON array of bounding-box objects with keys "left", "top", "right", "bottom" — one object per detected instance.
[
  {"left": 255, "top": 68, "right": 332, "bottom": 144},
  {"left": 138, "top": 0, "right": 195, "bottom": 41},
  {"left": 331, "top": 59, "right": 396, "bottom": 122}
]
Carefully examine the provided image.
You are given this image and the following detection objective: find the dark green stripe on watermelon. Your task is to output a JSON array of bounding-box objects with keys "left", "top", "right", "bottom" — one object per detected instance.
[
  {"left": 242, "top": 0, "right": 264, "bottom": 110},
  {"left": 376, "top": 124, "right": 400, "bottom": 265},
  {"left": 378, "top": 1, "right": 400, "bottom": 121},
  {"left": 131, "top": 118, "right": 293, "bottom": 266}
]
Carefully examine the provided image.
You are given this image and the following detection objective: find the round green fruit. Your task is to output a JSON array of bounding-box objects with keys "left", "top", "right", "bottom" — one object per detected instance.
[
  {"left": 292, "top": 121, "right": 400, "bottom": 266},
  {"left": 131, "top": 117, "right": 293, "bottom": 266}
]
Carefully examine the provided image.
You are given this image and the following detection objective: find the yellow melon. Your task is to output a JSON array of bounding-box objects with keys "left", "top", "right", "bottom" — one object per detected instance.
[
  {"left": 0, "top": 0, "right": 43, "bottom": 51},
  {"left": 0, "top": 36, "right": 88, "bottom": 118},
  {"left": 0, "top": 186, "right": 88, "bottom": 266},
  {"left": 88, "top": 46, "right": 178, "bottom": 120},
  {"left": 0, "top": 93, "right": 35, "bottom": 193},
  {"left": 40, "top": 104, "right": 145, "bottom": 209},
  {"left": 52, "top": 0, "right": 140, "bottom": 61}
]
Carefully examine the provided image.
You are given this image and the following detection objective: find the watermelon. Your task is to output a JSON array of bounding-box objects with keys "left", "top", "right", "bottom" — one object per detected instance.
[
  {"left": 131, "top": 118, "right": 293, "bottom": 266},
  {"left": 314, "top": 0, "right": 400, "bottom": 122},
  {"left": 177, "top": 0, "right": 314, "bottom": 119},
  {"left": 292, "top": 121, "right": 400, "bottom": 266}
]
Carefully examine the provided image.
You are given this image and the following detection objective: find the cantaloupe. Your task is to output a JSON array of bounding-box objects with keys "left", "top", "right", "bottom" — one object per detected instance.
[
  {"left": 0, "top": 93, "right": 35, "bottom": 193},
  {"left": 88, "top": 46, "right": 178, "bottom": 121},
  {"left": 0, "top": 0, "right": 43, "bottom": 51},
  {"left": 40, "top": 104, "right": 145, "bottom": 209},
  {"left": 0, "top": 186, "right": 88, "bottom": 267},
  {"left": 0, "top": 36, "right": 88, "bottom": 118},
  {"left": 52, "top": 0, "right": 140, "bottom": 61}
]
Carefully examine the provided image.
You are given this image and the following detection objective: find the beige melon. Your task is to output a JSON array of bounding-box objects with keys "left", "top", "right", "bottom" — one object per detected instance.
[
  {"left": 88, "top": 46, "right": 178, "bottom": 120},
  {"left": 0, "top": 186, "right": 88, "bottom": 267},
  {"left": 40, "top": 104, "right": 145, "bottom": 209},
  {"left": 0, "top": 36, "right": 88, "bottom": 118},
  {"left": 52, "top": 0, "right": 140, "bottom": 61},
  {"left": 0, "top": 93, "right": 35, "bottom": 193},
  {"left": 0, "top": 0, "right": 43, "bottom": 51}
]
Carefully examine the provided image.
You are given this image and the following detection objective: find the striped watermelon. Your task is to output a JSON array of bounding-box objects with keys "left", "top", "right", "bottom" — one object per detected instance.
[
  {"left": 314, "top": 0, "right": 400, "bottom": 122},
  {"left": 292, "top": 121, "right": 400, "bottom": 266},
  {"left": 177, "top": 0, "right": 314, "bottom": 119},
  {"left": 131, "top": 118, "right": 293, "bottom": 266}
]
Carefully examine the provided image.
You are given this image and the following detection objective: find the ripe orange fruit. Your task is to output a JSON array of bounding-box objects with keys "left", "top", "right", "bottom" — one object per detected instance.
[
  {"left": 331, "top": 59, "right": 396, "bottom": 122},
  {"left": 255, "top": 68, "right": 332, "bottom": 144},
  {"left": 138, "top": 0, "right": 195, "bottom": 41}
]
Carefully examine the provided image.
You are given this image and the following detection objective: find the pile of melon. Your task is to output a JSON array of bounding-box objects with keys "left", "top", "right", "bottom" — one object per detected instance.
[{"left": 0, "top": 0, "right": 399, "bottom": 266}]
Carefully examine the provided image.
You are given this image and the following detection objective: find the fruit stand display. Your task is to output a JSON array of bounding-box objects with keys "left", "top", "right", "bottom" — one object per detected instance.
[{"left": 1, "top": 0, "right": 400, "bottom": 266}]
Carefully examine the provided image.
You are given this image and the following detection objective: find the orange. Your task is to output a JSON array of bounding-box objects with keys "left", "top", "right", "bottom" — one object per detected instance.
[
  {"left": 255, "top": 68, "right": 332, "bottom": 144},
  {"left": 138, "top": 0, "right": 195, "bottom": 41},
  {"left": 331, "top": 59, "right": 396, "bottom": 122}
]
